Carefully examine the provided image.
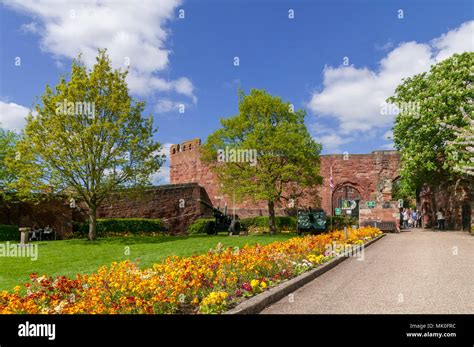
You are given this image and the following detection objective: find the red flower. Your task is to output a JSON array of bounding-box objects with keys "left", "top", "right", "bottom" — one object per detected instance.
[{"left": 242, "top": 283, "right": 252, "bottom": 292}]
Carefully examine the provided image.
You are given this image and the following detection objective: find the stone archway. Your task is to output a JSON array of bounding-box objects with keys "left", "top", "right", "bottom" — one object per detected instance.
[{"left": 332, "top": 183, "right": 363, "bottom": 219}]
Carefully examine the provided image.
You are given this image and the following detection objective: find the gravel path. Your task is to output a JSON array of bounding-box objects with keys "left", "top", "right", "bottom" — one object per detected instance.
[{"left": 262, "top": 229, "right": 474, "bottom": 314}]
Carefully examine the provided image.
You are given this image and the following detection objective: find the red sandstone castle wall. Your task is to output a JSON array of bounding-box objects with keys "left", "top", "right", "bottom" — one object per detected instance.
[
  {"left": 94, "top": 183, "right": 213, "bottom": 234},
  {"left": 419, "top": 180, "right": 473, "bottom": 230},
  {"left": 319, "top": 151, "right": 401, "bottom": 214},
  {"left": 170, "top": 139, "right": 401, "bottom": 217},
  {"left": 0, "top": 197, "right": 73, "bottom": 238}
]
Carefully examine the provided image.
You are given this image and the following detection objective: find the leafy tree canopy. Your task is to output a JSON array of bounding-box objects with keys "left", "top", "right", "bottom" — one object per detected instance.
[
  {"left": 202, "top": 89, "right": 322, "bottom": 234},
  {"left": 388, "top": 52, "right": 473, "bottom": 191},
  {"left": 8, "top": 50, "right": 164, "bottom": 239}
]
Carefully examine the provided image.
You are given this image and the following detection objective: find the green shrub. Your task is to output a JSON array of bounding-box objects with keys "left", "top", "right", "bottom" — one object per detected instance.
[
  {"left": 0, "top": 224, "right": 19, "bottom": 241},
  {"left": 73, "top": 218, "right": 166, "bottom": 237},
  {"left": 326, "top": 215, "right": 358, "bottom": 231},
  {"left": 240, "top": 216, "right": 297, "bottom": 231},
  {"left": 187, "top": 218, "right": 215, "bottom": 235}
]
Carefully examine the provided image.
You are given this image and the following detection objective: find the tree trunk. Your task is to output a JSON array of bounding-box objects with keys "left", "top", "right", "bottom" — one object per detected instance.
[
  {"left": 268, "top": 200, "right": 277, "bottom": 235},
  {"left": 88, "top": 206, "right": 98, "bottom": 241}
]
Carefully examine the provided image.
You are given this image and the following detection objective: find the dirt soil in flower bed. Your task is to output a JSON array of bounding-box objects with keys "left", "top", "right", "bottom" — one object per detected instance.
[{"left": 0, "top": 227, "right": 382, "bottom": 314}]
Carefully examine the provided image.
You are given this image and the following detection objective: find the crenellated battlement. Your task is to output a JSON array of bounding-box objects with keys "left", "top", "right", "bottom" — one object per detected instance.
[{"left": 170, "top": 138, "right": 201, "bottom": 155}]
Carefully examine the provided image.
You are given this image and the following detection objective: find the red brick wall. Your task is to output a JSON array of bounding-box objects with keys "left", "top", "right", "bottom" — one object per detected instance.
[
  {"left": 0, "top": 197, "right": 73, "bottom": 238},
  {"left": 94, "top": 183, "right": 212, "bottom": 234},
  {"left": 419, "top": 179, "right": 473, "bottom": 230},
  {"left": 359, "top": 201, "right": 400, "bottom": 232},
  {"left": 170, "top": 138, "right": 401, "bottom": 217}
]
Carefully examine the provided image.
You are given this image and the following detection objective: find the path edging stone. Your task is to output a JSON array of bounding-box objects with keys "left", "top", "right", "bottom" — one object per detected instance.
[{"left": 225, "top": 233, "right": 386, "bottom": 314}]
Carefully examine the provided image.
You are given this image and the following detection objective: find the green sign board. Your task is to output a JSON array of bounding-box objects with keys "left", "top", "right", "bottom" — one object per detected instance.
[
  {"left": 335, "top": 208, "right": 342, "bottom": 215},
  {"left": 367, "top": 201, "right": 376, "bottom": 208}
]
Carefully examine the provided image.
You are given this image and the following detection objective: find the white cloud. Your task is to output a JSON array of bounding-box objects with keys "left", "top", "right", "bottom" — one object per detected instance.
[
  {"left": 20, "top": 21, "right": 38, "bottom": 34},
  {"left": 155, "top": 99, "right": 181, "bottom": 113},
  {"left": 380, "top": 142, "right": 395, "bottom": 150},
  {"left": 308, "top": 42, "right": 434, "bottom": 134},
  {"left": 0, "top": 101, "right": 31, "bottom": 131},
  {"left": 150, "top": 142, "right": 172, "bottom": 184},
  {"left": 156, "top": 142, "right": 173, "bottom": 159},
  {"left": 4, "top": 0, "right": 196, "bottom": 102},
  {"left": 432, "top": 21, "right": 474, "bottom": 61},
  {"left": 317, "top": 134, "right": 353, "bottom": 153},
  {"left": 150, "top": 166, "right": 170, "bottom": 185},
  {"left": 308, "top": 21, "right": 474, "bottom": 148},
  {"left": 383, "top": 130, "right": 393, "bottom": 141}
]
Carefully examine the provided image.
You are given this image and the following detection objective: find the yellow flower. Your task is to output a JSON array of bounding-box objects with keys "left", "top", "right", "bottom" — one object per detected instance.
[
  {"left": 259, "top": 282, "right": 267, "bottom": 289},
  {"left": 250, "top": 279, "right": 260, "bottom": 288},
  {"left": 200, "top": 291, "right": 228, "bottom": 306}
]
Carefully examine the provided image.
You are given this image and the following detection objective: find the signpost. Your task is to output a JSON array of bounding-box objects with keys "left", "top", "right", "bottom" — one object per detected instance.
[
  {"left": 335, "top": 208, "right": 341, "bottom": 216},
  {"left": 367, "top": 201, "right": 376, "bottom": 208}
]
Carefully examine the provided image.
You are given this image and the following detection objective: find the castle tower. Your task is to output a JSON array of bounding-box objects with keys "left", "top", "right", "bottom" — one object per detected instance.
[{"left": 170, "top": 138, "right": 202, "bottom": 184}]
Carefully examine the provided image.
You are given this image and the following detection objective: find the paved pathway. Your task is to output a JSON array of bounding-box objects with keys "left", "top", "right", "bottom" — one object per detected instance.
[{"left": 262, "top": 229, "right": 474, "bottom": 314}]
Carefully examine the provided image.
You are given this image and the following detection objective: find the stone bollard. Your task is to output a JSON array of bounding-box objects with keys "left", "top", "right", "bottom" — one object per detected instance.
[{"left": 19, "top": 227, "right": 31, "bottom": 245}]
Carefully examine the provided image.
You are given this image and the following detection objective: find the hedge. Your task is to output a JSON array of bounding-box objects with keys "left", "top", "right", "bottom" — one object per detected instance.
[
  {"left": 73, "top": 218, "right": 166, "bottom": 237},
  {"left": 0, "top": 225, "right": 19, "bottom": 241},
  {"left": 240, "top": 216, "right": 297, "bottom": 231},
  {"left": 187, "top": 218, "right": 215, "bottom": 235}
]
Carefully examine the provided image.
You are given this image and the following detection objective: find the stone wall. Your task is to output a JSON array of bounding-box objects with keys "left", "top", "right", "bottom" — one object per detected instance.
[
  {"left": 0, "top": 184, "right": 214, "bottom": 237},
  {"left": 318, "top": 152, "right": 401, "bottom": 214},
  {"left": 170, "top": 138, "right": 401, "bottom": 218},
  {"left": 359, "top": 201, "right": 400, "bottom": 232},
  {"left": 93, "top": 183, "right": 212, "bottom": 234},
  {"left": 0, "top": 197, "right": 73, "bottom": 238},
  {"left": 419, "top": 178, "right": 473, "bottom": 230}
]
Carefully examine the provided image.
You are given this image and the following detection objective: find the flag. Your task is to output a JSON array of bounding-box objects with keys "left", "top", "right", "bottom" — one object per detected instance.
[{"left": 329, "top": 166, "right": 334, "bottom": 191}]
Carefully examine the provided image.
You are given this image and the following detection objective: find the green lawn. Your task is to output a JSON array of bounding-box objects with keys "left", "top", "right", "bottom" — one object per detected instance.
[{"left": 0, "top": 233, "right": 294, "bottom": 292}]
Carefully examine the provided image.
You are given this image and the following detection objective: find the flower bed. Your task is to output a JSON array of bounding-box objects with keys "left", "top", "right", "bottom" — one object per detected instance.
[{"left": 0, "top": 227, "right": 381, "bottom": 314}]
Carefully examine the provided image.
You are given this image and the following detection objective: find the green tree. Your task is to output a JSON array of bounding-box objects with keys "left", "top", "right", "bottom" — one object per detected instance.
[
  {"left": 202, "top": 89, "right": 322, "bottom": 235},
  {"left": 9, "top": 50, "right": 164, "bottom": 240},
  {"left": 0, "top": 128, "right": 18, "bottom": 196},
  {"left": 444, "top": 106, "right": 474, "bottom": 176},
  {"left": 388, "top": 52, "right": 473, "bottom": 194}
]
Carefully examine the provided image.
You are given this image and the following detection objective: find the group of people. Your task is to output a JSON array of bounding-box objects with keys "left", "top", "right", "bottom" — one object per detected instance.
[
  {"left": 29, "top": 225, "right": 55, "bottom": 241},
  {"left": 399, "top": 208, "right": 446, "bottom": 230},
  {"left": 399, "top": 208, "right": 422, "bottom": 229}
]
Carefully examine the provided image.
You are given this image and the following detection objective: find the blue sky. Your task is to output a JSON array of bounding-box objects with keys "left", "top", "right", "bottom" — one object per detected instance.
[{"left": 0, "top": 0, "right": 473, "bottom": 183}]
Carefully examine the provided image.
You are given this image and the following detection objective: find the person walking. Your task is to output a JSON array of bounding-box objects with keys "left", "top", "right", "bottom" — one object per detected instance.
[
  {"left": 403, "top": 208, "right": 409, "bottom": 229},
  {"left": 399, "top": 208, "right": 404, "bottom": 230},
  {"left": 416, "top": 210, "right": 422, "bottom": 228},
  {"left": 412, "top": 209, "right": 418, "bottom": 228},
  {"left": 436, "top": 208, "right": 445, "bottom": 230}
]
